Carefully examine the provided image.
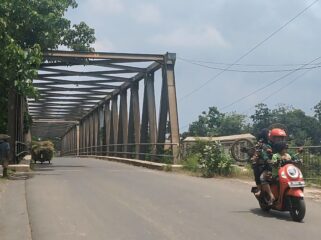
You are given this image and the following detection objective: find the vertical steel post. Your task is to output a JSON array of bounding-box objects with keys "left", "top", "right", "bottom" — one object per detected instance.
[
  {"left": 94, "top": 109, "right": 99, "bottom": 155},
  {"left": 110, "top": 96, "right": 118, "bottom": 155},
  {"left": 86, "top": 117, "right": 90, "bottom": 155},
  {"left": 104, "top": 102, "right": 111, "bottom": 156},
  {"left": 128, "top": 82, "right": 140, "bottom": 159},
  {"left": 118, "top": 90, "right": 128, "bottom": 157},
  {"left": 76, "top": 125, "right": 80, "bottom": 156},
  {"left": 164, "top": 53, "right": 180, "bottom": 164},
  {"left": 140, "top": 73, "right": 157, "bottom": 160},
  {"left": 157, "top": 66, "right": 169, "bottom": 157}
]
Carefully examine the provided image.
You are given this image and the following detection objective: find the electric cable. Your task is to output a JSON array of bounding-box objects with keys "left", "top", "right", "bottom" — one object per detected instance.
[{"left": 178, "top": 0, "right": 319, "bottom": 102}]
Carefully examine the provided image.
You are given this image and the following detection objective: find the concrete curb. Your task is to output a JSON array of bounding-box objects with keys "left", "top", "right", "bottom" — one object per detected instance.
[
  {"left": 78, "top": 155, "right": 183, "bottom": 171},
  {"left": 8, "top": 164, "right": 30, "bottom": 172}
]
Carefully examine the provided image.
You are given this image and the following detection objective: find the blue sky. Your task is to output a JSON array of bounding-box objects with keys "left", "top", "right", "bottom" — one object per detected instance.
[{"left": 66, "top": 0, "right": 321, "bottom": 131}]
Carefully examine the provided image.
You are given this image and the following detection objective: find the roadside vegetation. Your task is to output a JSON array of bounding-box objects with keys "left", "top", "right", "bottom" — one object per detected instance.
[
  {"left": 0, "top": 0, "right": 95, "bottom": 133},
  {"left": 182, "top": 140, "right": 233, "bottom": 177}
]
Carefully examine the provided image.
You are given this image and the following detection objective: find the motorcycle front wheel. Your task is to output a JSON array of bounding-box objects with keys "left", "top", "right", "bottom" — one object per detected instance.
[{"left": 289, "top": 197, "right": 306, "bottom": 222}]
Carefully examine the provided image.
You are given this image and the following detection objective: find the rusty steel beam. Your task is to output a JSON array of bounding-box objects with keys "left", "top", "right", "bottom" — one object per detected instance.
[
  {"left": 43, "top": 50, "right": 164, "bottom": 61},
  {"left": 104, "top": 102, "right": 111, "bottom": 155},
  {"left": 117, "top": 90, "right": 128, "bottom": 157},
  {"left": 128, "top": 82, "right": 140, "bottom": 159},
  {"left": 157, "top": 67, "right": 169, "bottom": 155},
  {"left": 110, "top": 96, "right": 119, "bottom": 155},
  {"left": 164, "top": 53, "right": 180, "bottom": 163},
  {"left": 145, "top": 72, "right": 158, "bottom": 148}
]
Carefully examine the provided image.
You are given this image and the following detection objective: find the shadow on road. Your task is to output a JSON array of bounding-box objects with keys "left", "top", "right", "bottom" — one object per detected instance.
[
  {"left": 250, "top": 208, "right": 293, "bottom": 222},
  {"left": 31, "top": 163, "right": 86, "bottom": 171}
]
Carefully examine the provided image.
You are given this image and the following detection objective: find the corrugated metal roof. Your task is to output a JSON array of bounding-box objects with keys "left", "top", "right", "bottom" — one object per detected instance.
[{"left": 183, "top": 133, "right": 256, "bottom": 142}]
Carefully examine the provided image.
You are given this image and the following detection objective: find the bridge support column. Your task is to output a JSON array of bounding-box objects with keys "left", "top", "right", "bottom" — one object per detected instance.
[
  {"left": 94, "top": 109, "right": 99, "bottom": 155},
  {"left": 128, "top": 82, "right": 140, "bottom": 159},
  {"left": 76, "top": 125, "right": 80, "bottom": 156},
  {"left": 140, "top": 72, "right": 157, "bottom": 160},
  {"left": 110, "top": 96, "right": 118, "bottom": 156},
  {"left": 118, "top": 90, "right": 128, "bottom": 157},
  {"left": 104, "top": 102, "right": 111, "bottom": 156},
  {"left": 162, "top": 53, "right": 180, "bottom": 163}
]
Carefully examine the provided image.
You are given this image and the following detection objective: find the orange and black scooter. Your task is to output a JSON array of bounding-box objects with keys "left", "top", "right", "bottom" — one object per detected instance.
[{"left": 251, "top": 159, "right": 306, "bottom": 222}]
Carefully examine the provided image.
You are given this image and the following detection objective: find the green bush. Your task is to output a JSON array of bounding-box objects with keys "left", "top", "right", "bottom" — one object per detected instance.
[
  {"left": 183, "top": 153, "right": 201, "bottom": 172},
  {"left": 199, "top": 141, "right": 233, "bottom": 177}
]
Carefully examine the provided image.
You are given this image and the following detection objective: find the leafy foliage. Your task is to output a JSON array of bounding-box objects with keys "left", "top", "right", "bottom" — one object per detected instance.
[
  {"left": 182, "top": 153, "right": 200, "bottom": 172},
  {"left": 199, "top": 141, "right": 233, "bottom": 177},
  {"left": 251, "top": 104, "right": 321, "bottom": 146},
  {"left": 184, "top": 102, "right": 321, "bottom": 149},
  {"left": 188, "top": 107, "right": 248, "bottom": 137},
  {"left": 0, "top": 0, "right": 95, "bottom": 133},
  {"left": 314, "top": 100, "right": 321, "bottom": 123}
]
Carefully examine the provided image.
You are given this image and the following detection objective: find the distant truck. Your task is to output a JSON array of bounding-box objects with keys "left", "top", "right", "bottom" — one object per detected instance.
[{"left": 31, "top": 141, "right": 54, "bottom": 164}]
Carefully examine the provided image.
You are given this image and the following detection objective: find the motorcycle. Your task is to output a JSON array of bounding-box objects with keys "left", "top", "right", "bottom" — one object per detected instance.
[
  {"left": 230, "top": 138, "right": 306, "bottom": 222},
  {"left": 251, "top": 159, "right": 306, "bottom": 222}
]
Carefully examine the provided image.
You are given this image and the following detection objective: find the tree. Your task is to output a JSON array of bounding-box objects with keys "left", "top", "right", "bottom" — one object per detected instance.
[
  {"left": 187, "top": 107, "right": 248, "bottom": 137},
  {"left": 0, "top": 0, "right": 96, "bottom": 133},
  {"left": 250, "top": 103, "right": 272, "bottom": 136},
  {"left": 251, "top": 103, "right": 321, "bottom": 146},
  {"left": 217, "top": 112, "right": 248, "bottom": 136},
  {"left": 188, "top": 111, "right": 209, "bottom": 136},
  {"left": 314, "top": 101, "right": 321, "bottom": 123}
]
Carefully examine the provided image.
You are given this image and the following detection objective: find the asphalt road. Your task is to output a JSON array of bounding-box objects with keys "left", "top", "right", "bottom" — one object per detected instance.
[{"left": 26, "top": 157, "right": 321, "bottom": 240}]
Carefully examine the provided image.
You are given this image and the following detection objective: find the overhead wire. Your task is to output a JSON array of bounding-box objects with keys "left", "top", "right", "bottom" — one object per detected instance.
[
  {"left": 178, "top": 57, "right": 321, "bottom": 73},
  {"left": 178, "top": 57, "right": 321, "bottom": 67},
  {"left": 241, "top": 57, "right": 321, "bottom": 115},
  {"left": 220, "top": 56, "right": 321, "bottom": 111},
  {"left": 178, "top": 0, "right": 319, "bottom": 102}
]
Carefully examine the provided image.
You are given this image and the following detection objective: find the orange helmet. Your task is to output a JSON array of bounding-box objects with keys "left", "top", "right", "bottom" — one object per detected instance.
[{"left": 269, "top": 128, "right": 287, "bottom": 142}]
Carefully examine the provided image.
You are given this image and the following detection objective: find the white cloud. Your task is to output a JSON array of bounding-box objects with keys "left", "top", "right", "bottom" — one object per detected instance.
[
  {"left": 150, "top": 25, "right": 229, "bottom": 48},
  {"left": 133, "top": 4, "right": 161, "bottom": 24},
  {"left": 93, "top": 39, "right": 116, "bottom": 51},
  {"left": 85, "top": 0, "right": 124, "bottom": 15}
]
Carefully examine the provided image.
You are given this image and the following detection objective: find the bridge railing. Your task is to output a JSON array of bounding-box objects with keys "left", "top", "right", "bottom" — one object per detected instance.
[{"left": 62, "top": 143, "right": 179, "bottom": 164}]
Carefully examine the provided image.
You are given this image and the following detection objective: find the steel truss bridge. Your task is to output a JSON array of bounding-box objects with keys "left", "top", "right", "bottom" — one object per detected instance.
[{"left": 8, "top": 51, "right": 180, "bottom": 163}]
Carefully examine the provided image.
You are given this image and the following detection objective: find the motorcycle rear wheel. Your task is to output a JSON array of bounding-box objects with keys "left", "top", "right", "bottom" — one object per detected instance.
[{"left": 289, "top": 197, "right": 305, "bottom": 222}]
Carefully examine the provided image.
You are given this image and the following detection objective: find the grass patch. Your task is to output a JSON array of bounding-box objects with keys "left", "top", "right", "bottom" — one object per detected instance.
[
  {"left": 182, "top": 154, "right": 200, "bottom": 173},
  {"left": 230, "top": 164, "right": 253, "bottom": 179}
]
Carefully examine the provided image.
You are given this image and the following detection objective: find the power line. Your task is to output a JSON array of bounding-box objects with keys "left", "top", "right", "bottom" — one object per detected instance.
[
  {"left": 177, "top": 57, "right": 321, "bottom": 67},
  {"left": 178, "top": 0, "right": 319, "bottom": 102},
  {"left": 241, "top": 58, "right": 321, "bottom": 114},
  {"left": 178, "top": 57, "right": 321, "bottom": 73},
  {"left": 220, "top": 56, "right": 321, "bottom": 111}
]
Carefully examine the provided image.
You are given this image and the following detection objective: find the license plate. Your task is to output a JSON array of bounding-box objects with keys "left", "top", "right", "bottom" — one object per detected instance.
[{"left": 288, "top": 181, "right": 305, "bottom": 188}]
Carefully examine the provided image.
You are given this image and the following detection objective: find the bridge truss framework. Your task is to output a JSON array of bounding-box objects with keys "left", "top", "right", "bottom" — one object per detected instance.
[{"left": 25, "top": 51, "right": 180, "bottom": 163}]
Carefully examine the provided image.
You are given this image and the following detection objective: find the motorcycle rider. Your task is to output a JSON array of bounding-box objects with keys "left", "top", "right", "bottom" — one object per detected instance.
[
  {"left": 272, "top": 141, "right": 303, "bottom": 174},
  {"left": 259, "top": 128, "right": 287, "bottom": 205},
  {"left": 251, "top": 128, "right": 273, "bottom": 197}
]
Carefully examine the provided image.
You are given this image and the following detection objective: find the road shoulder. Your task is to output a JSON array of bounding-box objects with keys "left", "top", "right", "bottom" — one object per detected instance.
[{"left": 0, "top": 179, "right": 32, "bottom": 240}]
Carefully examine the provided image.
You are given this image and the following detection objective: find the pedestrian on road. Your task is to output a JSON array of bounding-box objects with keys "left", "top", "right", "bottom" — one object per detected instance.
[{"left": 0, "top": 134, "right": 10, "bottom": 178}]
